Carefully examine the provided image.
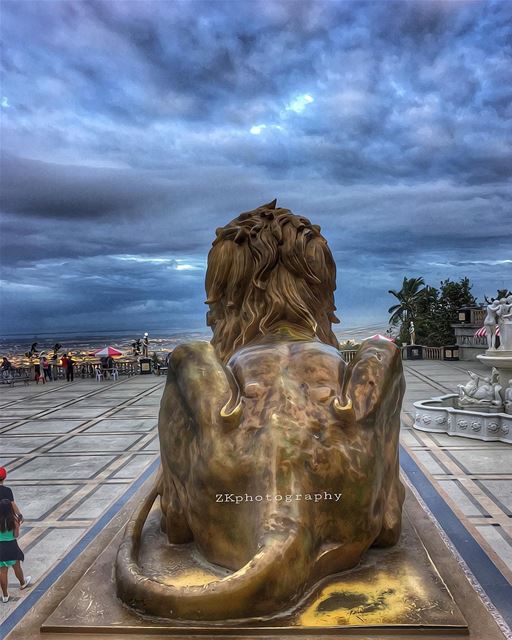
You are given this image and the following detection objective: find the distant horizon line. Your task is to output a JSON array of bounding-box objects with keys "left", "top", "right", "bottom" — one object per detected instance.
[{"left": 0, "top": 321, "right": 388, "bottom": 340}]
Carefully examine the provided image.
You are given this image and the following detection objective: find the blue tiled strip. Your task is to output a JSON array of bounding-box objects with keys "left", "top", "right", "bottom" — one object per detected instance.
[
  {"left": 0, "top": 458, "right": 160, "bottom": 639},
  {"left": 400, "top": 445, "right": 512, "bottom": 628}
]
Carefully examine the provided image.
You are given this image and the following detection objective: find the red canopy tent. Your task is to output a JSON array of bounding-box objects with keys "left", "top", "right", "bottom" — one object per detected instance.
[
  {"left": 366, "top": 334, "right": 396, "bottom": 342},
  {"left": 94, "top": 346, "right": 124, "bottom": 357}
]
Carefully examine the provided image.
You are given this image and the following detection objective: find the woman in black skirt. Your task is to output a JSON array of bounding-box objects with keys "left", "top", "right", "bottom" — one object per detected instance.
[{"left": 0, "top": 499, "right": 31, "bottom": 603}]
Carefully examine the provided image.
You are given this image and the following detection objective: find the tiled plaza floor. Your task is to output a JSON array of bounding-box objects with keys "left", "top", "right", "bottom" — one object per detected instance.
[
  {"left": 0, "top": 360, "right": 511, "bottom": 637},
  {"left": 0, "top": 373, "right": 164, "bottom": 623}
]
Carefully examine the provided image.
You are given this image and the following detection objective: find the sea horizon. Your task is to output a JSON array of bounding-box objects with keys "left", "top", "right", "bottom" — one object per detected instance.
[{"left": 0, "top": 322, "right": 389, "bottom": 358}]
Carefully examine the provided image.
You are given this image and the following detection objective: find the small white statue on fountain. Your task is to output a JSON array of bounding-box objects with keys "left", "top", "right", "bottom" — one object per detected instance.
[
  {"left": 484, "top": 299, "right": 500, "bottom": 350},
  {"left": 497, "top": 295, "right": 512, "bottom": 351},
  {"left": 458, "top": 368, "right": 502, "bottom": 407}
]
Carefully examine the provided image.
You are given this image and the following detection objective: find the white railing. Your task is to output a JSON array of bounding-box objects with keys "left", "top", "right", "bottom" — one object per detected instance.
[
  {"left": 401, "top": 345, "right": 444, "bottom": 360},
  {"left": 422, "top": 346, "right": 443, "bottom": 360}
]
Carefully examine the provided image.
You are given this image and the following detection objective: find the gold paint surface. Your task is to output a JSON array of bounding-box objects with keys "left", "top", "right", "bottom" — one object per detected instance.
[
  {"left": 301, "top": 570, "right": 434, "bottom": 626},
  {"left": 164, "top": 568, "right": 220, "bottom": 588}
]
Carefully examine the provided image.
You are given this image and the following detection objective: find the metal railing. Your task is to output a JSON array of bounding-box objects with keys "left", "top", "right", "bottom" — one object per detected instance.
[
  {"left": 401, "top": 345, "right": 448, "bottom": 360},
  {"left": 47, "top": 361, "right": 139, "bottom": 379},
  {"left": 0, "top": 368, "right": 30, "bottom": 386}
]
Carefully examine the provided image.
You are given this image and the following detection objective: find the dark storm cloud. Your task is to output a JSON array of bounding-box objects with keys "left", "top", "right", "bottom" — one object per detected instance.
[
  {"left": 0, "top": 153, "right": 172, "bottom": 219},
  {"left": 0, "top": 248, "right": 208, "bottom": 333},
  {"left": 0, "top": 0, "right": 511, "bottom": 334},
  {"left": 3, "top": 0, "right": 511, "bottom": 181}
]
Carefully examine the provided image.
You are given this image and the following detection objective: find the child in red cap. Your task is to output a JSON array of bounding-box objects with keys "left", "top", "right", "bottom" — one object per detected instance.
[{"left": 0, "top": 468, "right": 23, "bottom": 524}]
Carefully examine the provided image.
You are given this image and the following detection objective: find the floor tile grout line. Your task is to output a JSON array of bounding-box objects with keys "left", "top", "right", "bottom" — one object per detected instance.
[{"left": 403, "top": 365, "right": 454, "bottom": 393}]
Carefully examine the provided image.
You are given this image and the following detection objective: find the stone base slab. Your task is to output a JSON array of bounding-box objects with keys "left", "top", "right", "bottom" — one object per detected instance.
[{"left": 42, "top": 505, "right": 467, "bottom": 637}]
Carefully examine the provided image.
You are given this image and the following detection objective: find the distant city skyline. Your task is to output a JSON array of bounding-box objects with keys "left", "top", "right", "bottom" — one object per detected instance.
[{"left": 1, "top": 1, "right": 510, "bottom": 334}]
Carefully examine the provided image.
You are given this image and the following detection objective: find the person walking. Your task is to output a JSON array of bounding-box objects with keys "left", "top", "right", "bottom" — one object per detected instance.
[
  {"left": 0, "top": 499, "right": 31, "bottom": 602},
  {"left": 0, "top": 468, "right": 23, "bottom": 524},
  {"left": 66, "top": 354, "right": 74, "bottom": 382}
]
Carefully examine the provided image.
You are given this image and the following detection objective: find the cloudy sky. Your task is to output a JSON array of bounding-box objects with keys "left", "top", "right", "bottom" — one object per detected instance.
[{"left": 1, "top": 0, "right": 511, "bottom": 337}]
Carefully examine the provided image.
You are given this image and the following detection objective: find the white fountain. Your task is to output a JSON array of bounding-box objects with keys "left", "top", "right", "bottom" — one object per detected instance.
[{"left": 413, "top": 295, "right": 512, "bottom": 444}]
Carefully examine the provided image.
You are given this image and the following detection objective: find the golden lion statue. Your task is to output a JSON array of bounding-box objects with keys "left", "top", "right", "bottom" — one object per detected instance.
[{"left": 116, "top": 200, "right": 405, "bottom": 621}]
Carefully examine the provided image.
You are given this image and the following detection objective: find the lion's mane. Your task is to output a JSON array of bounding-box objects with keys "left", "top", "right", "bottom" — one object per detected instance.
[{"left": 205, "top": 200, "right": 340, "bottom": 362}]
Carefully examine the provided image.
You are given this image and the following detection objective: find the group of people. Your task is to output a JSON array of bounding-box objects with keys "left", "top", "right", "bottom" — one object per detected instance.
[
  {"left": 0, "top": 467, "right": 31, "bottom": 603},
  {"left": 2, "top": 352, "right": 75, "bottom": 383},
  {"left": 33, "top": 354, "right": 74, "bottom": 383}
]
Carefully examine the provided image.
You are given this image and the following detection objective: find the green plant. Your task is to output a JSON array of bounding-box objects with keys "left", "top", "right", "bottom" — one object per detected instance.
[
  {"left": 388, "top": 277, "right": 477, "bottom": 347},
  {"left": 388, "top": 277, "right": 426, "bottom": 326}
]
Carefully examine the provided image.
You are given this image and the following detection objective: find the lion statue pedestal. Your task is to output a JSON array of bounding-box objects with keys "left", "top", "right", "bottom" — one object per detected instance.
[{"left": 41, "top": 202, "right": 468, "bottom": 637}]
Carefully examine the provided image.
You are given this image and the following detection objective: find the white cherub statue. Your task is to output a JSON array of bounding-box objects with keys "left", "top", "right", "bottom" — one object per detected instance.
[
  {"left": 484, "top": 299, "right": 500, "bottom": 350},
  {"left": 497, "top": 295, "right": 512, "bottom": 351},
  {"left": 458, "top": 368, "right": 502, "bottom": 407}
]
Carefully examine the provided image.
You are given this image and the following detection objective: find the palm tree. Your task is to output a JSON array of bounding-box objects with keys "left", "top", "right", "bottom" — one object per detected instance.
[{"left": 388, "top": 277, "right": 425, "bottom": 326}]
